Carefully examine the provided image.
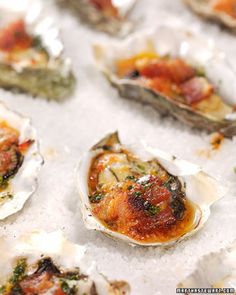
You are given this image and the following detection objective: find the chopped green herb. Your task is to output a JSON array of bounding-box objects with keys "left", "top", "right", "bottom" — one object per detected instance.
[
  {"left": 133, "top": 191, "right": 142, "bottom": 198},
  {"left": 128, "top": 185, "right": 133, "bottom": 190},
  {"left": 61, "top": 280, "right": 77, "bottom": 295},
  {"left": 146, "top": 205, "right": 161, "bottom": 216},
  {"left": 10, "top": 259, "right": 27, "bottom": 285},
  {"left": 137, "top": 164, "right": 146, "bottom": 172},
  {"left": 89, "top": 193, "right": 104, "bottom": 203},
  {"left": 196, "top": 67, "right": 206, "bottom": 77},
  {"left": 126, "top": 175, "right": 135, "bottom": 180}
]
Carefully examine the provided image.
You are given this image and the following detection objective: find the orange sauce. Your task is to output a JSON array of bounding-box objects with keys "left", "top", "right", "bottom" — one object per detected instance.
[{"left": 213, "top": 0, "right": 236, "bottom": 19}]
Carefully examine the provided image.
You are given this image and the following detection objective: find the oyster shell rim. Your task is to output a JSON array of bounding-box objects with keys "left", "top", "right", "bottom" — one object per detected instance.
[{"left": 0, "top": 102, "right": 43, "bottom": 220}]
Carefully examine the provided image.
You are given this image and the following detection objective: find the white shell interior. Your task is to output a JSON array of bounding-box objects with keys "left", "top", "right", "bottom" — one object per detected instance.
[
  {"left": 77, "top": 135, "right": 226, "bottom": 246},
  {"left": 94, "top": 26, "right": 236, "bottom": 106},
  {"left": 0, "top": 103, "right": 43, "bottom": 220},
  {"left": 0, "top": 230, "right": 129, "bottom": 295},
  {"left": 112, "top": 0, "right": 137, "bottom": 17},
  {"left": 178, "top": 240, "right": 236, "bottom": 289}
]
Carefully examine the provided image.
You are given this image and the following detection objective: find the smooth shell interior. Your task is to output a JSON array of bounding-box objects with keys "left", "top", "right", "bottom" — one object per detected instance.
[
  {"left": 178, "top": 240, "right": 236, "bottom": 289},
  {"left": 77, "top": 134, "right": 226, "bottom": 246},
  {"left": 0, "top": 103, "right": 43, "bottom": 220},
  {"left": 0, "top": 230, "right": 130, "bottom": 295},
  {"left": 94, "top": 26, "right": 236, "bottom": 106}
]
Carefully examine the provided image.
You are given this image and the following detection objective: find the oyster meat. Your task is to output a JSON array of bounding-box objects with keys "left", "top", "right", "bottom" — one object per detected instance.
[
  {"left": 94, "top": 27, "right": 236, "bottom": 137},
  {"left": 63, "top": 0, "right": 136, "bottom": 35},
  {"left": 178, "top": 240, "right": 236, "bottom": 293},
  {"left": 0, "top": 0, "right": 75, "bottom": 100},
  {"left": 185, "top": 0, "right": 236, "bottom": 30},
  {"left": 0, "top": 103, "right": 43, "bottom": 220},
  {"left": 77, "top": 132, "right": 226, "bottom": 246},
  {"left": 0, "top": 231, "right": 130, "bottom": 295}
]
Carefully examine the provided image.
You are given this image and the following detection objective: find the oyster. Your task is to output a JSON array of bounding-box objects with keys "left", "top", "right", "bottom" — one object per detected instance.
[
  {"left": 185, "top": 0, "right": 236, "bottom": 30},
  {"left": 0, "top": 102, "right": 43, "bottom": 220},
  {"left": 94, "top": 27, "right": 236, "bottom": 137},
  {"left": 62, "top": 0, "right": 136, "bottom": 35},
  {"left": 77, "top": 132, "right": 226, "bottom": 246},
  {"left": 0, "top": 230, "right": 130, "bottom": 295},
  {"left": 0, "top": 0, "right": 75, "bottom": 100},
  {"left": 178, "top": 240, "right": 236, "bottom": 292}
]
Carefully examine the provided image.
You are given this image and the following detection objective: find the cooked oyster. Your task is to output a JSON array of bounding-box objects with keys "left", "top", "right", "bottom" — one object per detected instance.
[
  {"left": 94, "top": 27, "right": 236, "bottom": 137},
  {"left": 185, "top": 0, "right": 236, "bottom": 30},
  {"left": 0, "top": 0, "right": 75, "bottom": 100},
  {"left": 0, "top": 103, "right": 43, "bottom": 220},
  {"left": 0, "top": 231, "right": 130, "bottom": 295},
  {"left": 62, "top": 0, "right": 136, "bottom": 35},
  {"left": 77, "top": 132, "right": 226, "bottom": 246},
  {"left": 178, "top": 240, "right": 236, "bottom": 292}
]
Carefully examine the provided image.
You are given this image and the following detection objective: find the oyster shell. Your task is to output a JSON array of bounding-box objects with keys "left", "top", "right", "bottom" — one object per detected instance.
[
  {"left": 0, "top": 0, "right": 75, "bottom": 100},
  {"left": 178, "top": 240, "right": 236, "bottom": 292},
  {"left": 62, "top": 0, "right": 136, "bottom": 36},
  {"left": 77, "top": 132, "right": 226, "bottom": 246},
  {"left": 94, "top": 26, "right": 236, "bottom": 137},
  {"left": 185, "top": 0, "right": 236, "bottom": 31},
  {"left": 0, "top": 230, "right": 130, "bottom": 295},
  {"left": 0, "top": 102, "right": 43, "bottom": 220}
]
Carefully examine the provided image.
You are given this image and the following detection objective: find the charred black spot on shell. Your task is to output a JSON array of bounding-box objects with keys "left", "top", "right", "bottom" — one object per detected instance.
[
  {"left": 35, "top": 258, "right": 60, "bottom": 274},
  {"left": 125, "top": 70, "right": 140, "bottom": 79},
  {"left": 90, "top": 282, "right": 99, "bottom": 295}
]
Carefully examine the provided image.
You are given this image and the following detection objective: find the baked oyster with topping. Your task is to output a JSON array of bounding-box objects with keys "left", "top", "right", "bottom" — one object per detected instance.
[
  {"left": 178, "top": 240, "right": 236, "bottom": 292},
  {"left": 77, "top": 132, "right": 226, "bottom": 246},
  {"left": 94, "top": 27, "right": 236, "bottom": 137},
  {"left": 0, "top": 231, "right": 130, "bottom": 295},
  {"left": 185, "top": 0, "right": 236, "bottom": 30},
  {"left": 63, "top": 0, "right": 136, "bottom": 35},
  {"left": 0, "top": 0, "right": 75, "bottom": 100},
  {"left": 0, "top": 103, "right": 42, "bottom": 220}
]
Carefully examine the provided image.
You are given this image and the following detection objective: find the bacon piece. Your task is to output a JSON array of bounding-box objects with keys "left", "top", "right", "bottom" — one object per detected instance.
[
  {"left": 137, "top": 58, "right": 195, "bottom": 84},
  {"left": 213, "top": 0, "right": 236, "bottom": 18},
  {"left": 20, "top": 272, "right": 53, "bottom": 294},
  {"left": 180, "top": 77, "right": 214, "bottom": 105},
  {"left": 0, "top": 19, "right": 32, "bottom": 52},
  {"left": 89, "top": 0, "right": 118, "bottom": 17}
]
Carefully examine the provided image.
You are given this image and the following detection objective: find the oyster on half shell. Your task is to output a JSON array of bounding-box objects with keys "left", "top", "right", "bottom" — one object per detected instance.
[
  {"left": 94, "top": 27, "right": 236, "bottom": 137},
  {"left": 77, "top": 132, "right": 226, "bottom": 246},
  {"left": 0, "top": 231, "right": 130, "bottom": 295},
  {"left": 62, "top": 0, "right": 136, "bottom": 36},
  {"left": 178, "top": 240, "right": 236, "bottom": 292},
  {"left": 0, "top": 103, "right": 43, "bottom": 220},
  {"left": 0, "top": 0, "right": 75, "bottom": 100},
  {"left": 185, "top": 0, "right": 236, "bottom": 31}
]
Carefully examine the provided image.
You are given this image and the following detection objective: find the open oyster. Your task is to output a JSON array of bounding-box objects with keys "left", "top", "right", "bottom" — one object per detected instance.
[
  {"left": 0, "top": 231, "right": 130, "bottom": 295},
  {"left": 0, "top": 0, "right": 75, "bottom": 100},
  {"left": 185, "top": 0, "right": 236, "bottom": 30},
  {"left": 94, "top": 27, "right": 236, "bottom": 137},
  {"left": 178, "top": 240, "right": 236, "bottom": 292},
  {"left": 77, "top": 132, "right": 225, "bottom": 246},
  {"left": 63, "top": 0, "right": 136, "bottom": 35},
  {"left": 0, "top": 103, "right": 43, "bottom": 220}
]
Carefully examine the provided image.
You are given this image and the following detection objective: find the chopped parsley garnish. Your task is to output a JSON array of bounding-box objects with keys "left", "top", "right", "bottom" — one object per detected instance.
[
  {"left": 89, "top": 193, "right": 104, "bottom": 203},
  {"left": 126, "top": 175, "right": 135, "bottom": 180},
  {"left": 128, "top": 185, "right": 133, "bottom": 190},
  {"left": 146, "top": 204, "right": 161, "bottom": 216},
  {"left": 61, "top": 280, "right": 77, "bottom": 295},
  {"left": 10, "top": 259, "right": 27, "bottom": 285},
  {"left": 137, "top": 164, "right": 146, "bottom": 173},
  {"left": 133, "top": 191, "right": 142, "bottom": 198}
]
